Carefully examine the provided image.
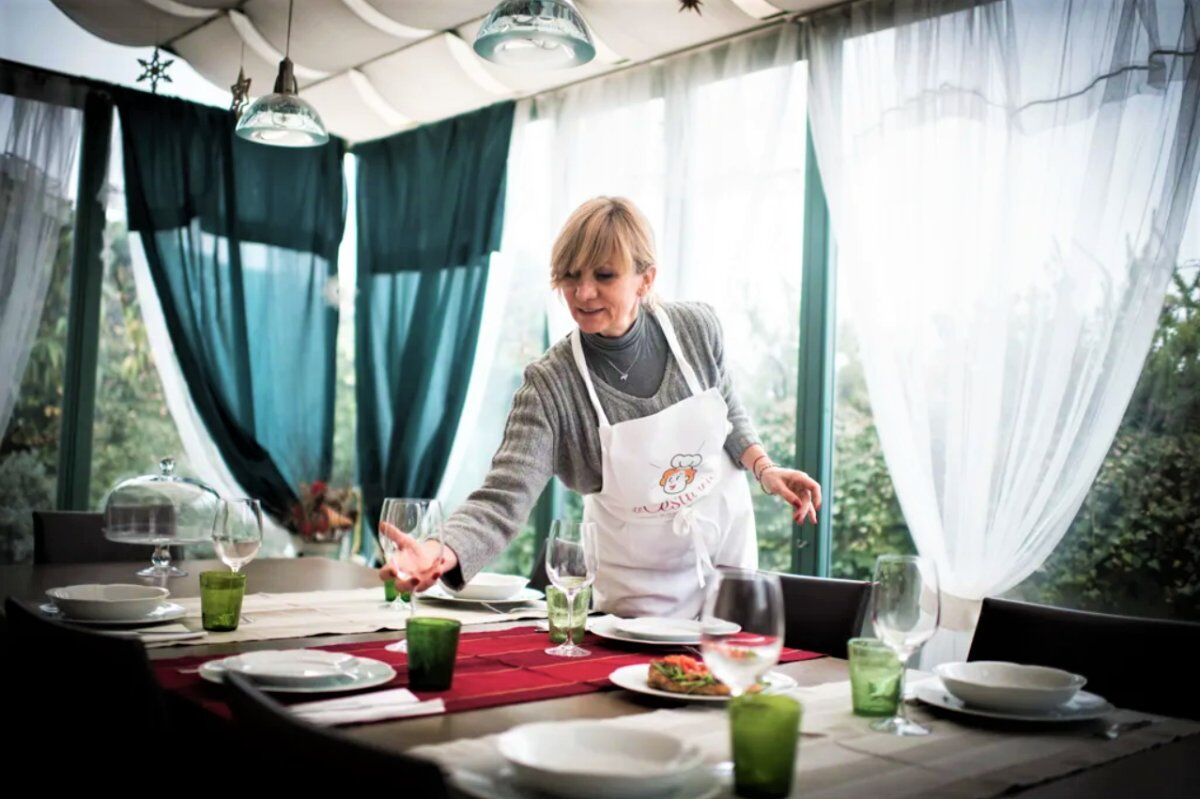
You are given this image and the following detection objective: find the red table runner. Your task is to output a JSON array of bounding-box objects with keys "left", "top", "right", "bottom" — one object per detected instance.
[{"left": 154, "top": 626, "right": 824, "bottom": 723}]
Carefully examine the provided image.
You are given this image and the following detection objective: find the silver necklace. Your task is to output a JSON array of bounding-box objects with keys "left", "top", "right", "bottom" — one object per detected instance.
[{"left": 597, "top": 323, "right": 645, "bottom": 382}]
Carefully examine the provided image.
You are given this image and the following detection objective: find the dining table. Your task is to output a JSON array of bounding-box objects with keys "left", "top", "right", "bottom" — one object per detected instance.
[{"left": 2, "top": 557, "right": 1196, "bottom": 798}]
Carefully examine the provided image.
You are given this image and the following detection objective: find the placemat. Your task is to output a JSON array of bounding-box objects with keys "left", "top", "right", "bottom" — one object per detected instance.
[
  {"left": 153, "top": 625, "right": 824, "bottom": 722},
  {"left": 411, "top": 678, "right": 1200, "bottom": 799}
]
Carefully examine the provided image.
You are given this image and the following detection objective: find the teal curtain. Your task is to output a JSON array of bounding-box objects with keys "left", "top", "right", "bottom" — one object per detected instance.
[
  {"left": 116, "top": 91, "right": 345, "bottom": 519},
  {"left": 355, "top": 101, "right": 514, "bottom": 534}
]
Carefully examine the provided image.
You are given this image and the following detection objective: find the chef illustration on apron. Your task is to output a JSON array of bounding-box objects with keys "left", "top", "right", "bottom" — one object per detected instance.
[{"left": 570, "top": 306, "right": 758, "bottom": 619}]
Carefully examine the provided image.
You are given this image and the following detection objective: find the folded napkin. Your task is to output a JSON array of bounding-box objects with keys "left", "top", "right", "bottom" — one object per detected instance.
[
  {"left": 290, "top": 688, "right": 446, "bottom": 726},
  {"left": 96, "top": 624, "right": 208, "bottom": 644}
]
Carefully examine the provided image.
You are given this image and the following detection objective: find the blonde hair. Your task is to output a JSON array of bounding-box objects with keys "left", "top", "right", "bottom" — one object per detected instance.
[{"left": 550, "top": 197, "right": 657, "bottom": 305}]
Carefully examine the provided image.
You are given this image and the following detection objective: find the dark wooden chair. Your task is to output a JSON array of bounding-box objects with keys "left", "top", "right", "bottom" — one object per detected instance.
[
  {"left": 969, "top": 597, "right": 1200, "bottom": 720},
  {"left": 223, "top": 672, "right": 450, "bottom": 790},
  {"left": 33, "top": 510, "right": 178, "bottom": 564},
  {"left": 776, "top": 572, "right": 871, "bottom": 658},
  {"left": 3, "top": 597, "right": 173, "bottom": 771},
  {"left": 529, "top": 539, "right": 550, "bottom": 592}
]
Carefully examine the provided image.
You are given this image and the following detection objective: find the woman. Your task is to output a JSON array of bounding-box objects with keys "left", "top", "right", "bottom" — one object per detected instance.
[{"left": 382, "top": 197, "right": 820, "bottom": 618}]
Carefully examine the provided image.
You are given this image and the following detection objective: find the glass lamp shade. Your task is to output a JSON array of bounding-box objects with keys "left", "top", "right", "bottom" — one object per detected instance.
[
  {"left": 103, "top": 458, "right": 222, "bottom": 547},
  {"left": 235, "top": 57, "right": 329, "bottom": 147},
  {"left": 474, "top": 0, "right": 596, "bottom": 69},
  {"left": 235, "top": 92, "right": 328, "bottom": 147}
]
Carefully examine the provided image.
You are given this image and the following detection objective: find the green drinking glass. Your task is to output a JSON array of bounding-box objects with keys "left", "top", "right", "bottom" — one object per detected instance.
[
  {"left": 384, "top": 578, "right": 398, "bottom": 602},
  {"left": 546, "top": 585, "right": 590, "bottom": 644},
  {"left": 406, "top": 617, "right": 462, "bottom": 691},
  {"left": 729, "top": 693, "right": 802, "bottom": 799},
  {"left": 848, "top": 637, "right": 902, "bottom": 717},
  {"left": 199, "top": 571, "right": 246, "bottom": 632}
]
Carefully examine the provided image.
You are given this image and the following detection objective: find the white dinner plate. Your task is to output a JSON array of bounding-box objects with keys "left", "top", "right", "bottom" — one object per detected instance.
[
  {"left": 590, "top": 616, "right": 706, "bottom": 647},
  {"left": 914, "top": 679, "right": 1114, "bottom": 723},
  {"left": 39, "top": 601, "right": 187, "bottom": 627},
  {"left": 419, "top": 585, "right": 544, "bottom": 605},
  {"left": 450, "top": 765, "right": 721, "bottom": 799},
  {"left": 608, "top": 663, "right": 798, "bottom": 703},
  {"left": 614, "top": 617, "right": 740, "bottom": 643},
  {"left": 198, "top": 654, "right": 396, "bottom": 694},
  {"left": 222, "top": 650, "right": 362, "bottom": 687}
]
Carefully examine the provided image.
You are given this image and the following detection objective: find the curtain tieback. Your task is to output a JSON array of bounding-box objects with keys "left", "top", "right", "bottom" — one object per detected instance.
[{"left": 939, "top": 591, "right": 984, "bottom": 633}]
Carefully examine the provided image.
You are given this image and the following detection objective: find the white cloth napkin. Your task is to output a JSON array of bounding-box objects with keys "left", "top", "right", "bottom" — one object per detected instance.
[
  {"left": 289, "top": 688, "right": 446, "bottom": 726},
  {"left": 95, "top": 624, "right": 208, "bottom": 643}
]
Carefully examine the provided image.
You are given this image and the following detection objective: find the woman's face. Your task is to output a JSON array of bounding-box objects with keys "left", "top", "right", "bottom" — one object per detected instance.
[{"left": 561, "top": 259, "right": 656, "bottom": 337}]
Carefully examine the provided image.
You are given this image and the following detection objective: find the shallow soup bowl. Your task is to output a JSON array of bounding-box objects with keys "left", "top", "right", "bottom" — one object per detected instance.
[{"left": 935, "top": 661, "right": 1087, "bottom": 713}]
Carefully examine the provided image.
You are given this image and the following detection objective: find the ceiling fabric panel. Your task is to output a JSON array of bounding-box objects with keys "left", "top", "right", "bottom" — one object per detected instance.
[
  {"left": 576, "top": 0, "right": 763, "bottom": 62},
  {"left": 51, "top": 0, "right": 208, "bottom": 47},
  {"left": 46, "top": 0, "right": 845, "bottom": 142},
  {"left": 172, "top": 13, "right": 281, "bottom": 97},
  {"left": 300, "top": 71, "right": 408, "bottom": 142},
  {"left": 361, "top": 33, "right": 507, "bottom": 125},
  {"left": 365, "top": 0, "right": 496, "bottom": 32},
  {"left": 242, "top": 0, "right": 418, "bottom": 75}
]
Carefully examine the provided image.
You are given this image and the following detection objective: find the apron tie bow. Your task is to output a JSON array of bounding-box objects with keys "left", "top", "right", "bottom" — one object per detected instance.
[{"left": 672, "top": 507, "right": 717, "bottom": 588}]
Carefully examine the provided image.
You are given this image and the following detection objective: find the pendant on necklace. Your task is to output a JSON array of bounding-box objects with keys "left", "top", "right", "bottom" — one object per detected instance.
[{"left": 619, "top": 374, "right": 628, "bottom": 381}]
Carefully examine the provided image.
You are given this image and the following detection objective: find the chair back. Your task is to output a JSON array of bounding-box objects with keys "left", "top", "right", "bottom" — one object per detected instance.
[
  {"left": 33, "top": 510, "right": 178, "bottom": 564},
  {"left": 4, "top": 597, "right": 171, "bottom": 766},
  {"left": 776, "top": 572, "right": 871, "bottom": 658},
  {"left": 223, "top": 672, "right": 450, "bottom": 790},
  {"left": 969, "top": 597, "right": 1200, "bottom": 719}
]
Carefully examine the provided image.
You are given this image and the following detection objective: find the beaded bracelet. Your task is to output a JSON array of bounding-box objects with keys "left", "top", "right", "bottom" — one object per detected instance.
[
  {"left": 757, "top": 465, "right": 780, "bottom": 494},
  {"left": 750, "top": 454, "right": 773, "bottom": 480}
]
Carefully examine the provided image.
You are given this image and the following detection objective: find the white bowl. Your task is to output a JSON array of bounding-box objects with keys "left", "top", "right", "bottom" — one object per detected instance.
[
  {"left": 497, "top": 721, "right": 703, "bottom": 799},
  {"left": 46, "top": 584, "right": 170, "bottom": 621},
  {"left": 935, "top": 661, "right": 1087, "bottom": 713},
  {"left": 447, "top": 573, "right": 530, "bottom": 601}
]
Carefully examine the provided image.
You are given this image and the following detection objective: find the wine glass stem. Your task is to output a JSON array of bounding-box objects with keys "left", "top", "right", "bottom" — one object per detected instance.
[
  {"left": 409, "top": 591, "right": 418, "bottom": 618},
  {"left": 895, "top": 651, "right": 911, "bottom": 724},
  {"left": 564, "top": 589, "right": 575, "bottom": 649},
  {"left": 152, "top": 545, "right": 170, "bottom": 571}
]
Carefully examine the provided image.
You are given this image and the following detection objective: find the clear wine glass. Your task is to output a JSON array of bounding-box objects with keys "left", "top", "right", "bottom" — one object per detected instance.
[
  {"left": 700, "top": 569, "right": 785, "bottom": 697},
  {"left": 870, "top": 554, "right": 940, "bottom": 736},
  {"left": 378, "top": 498, "right": 443, "bottom": 653},
  {"left": 544, "top": 519, "right": 597, "bottom": 658},
  {"left": 212, "top": 498, "right": 263, "bottom": 573}
]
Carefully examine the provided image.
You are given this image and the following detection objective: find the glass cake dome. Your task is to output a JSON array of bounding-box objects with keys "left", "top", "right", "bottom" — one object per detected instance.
[{"left": 103, "top": 458, "right": 222, "bottom": 578}]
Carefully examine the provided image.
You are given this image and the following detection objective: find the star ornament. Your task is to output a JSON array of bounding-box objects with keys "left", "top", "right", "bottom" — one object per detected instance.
[
  {"left": 679, "top": 0, "right": 703, "bottom": 14},
  {"left": 230, "top": 67, "right": 252, "bottom": 119},
  {"left": 136, "top": 47, "right": 174, "bottom": 94}
]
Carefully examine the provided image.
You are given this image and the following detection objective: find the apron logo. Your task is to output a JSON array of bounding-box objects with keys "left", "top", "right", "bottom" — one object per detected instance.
[
  {"left": 659, "top": 453, "right": 703, "bottom": 495},
  {"left": 634, "top": 453, "right": 714, "bottom": 515}
]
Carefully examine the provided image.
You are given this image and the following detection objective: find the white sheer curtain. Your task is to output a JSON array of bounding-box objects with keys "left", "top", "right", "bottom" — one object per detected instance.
[
  {"left": 444, "top": 25, "right": 810, "bottom": 570},
  {"left": 0, "top": 92, "right": 81, "bottom": 436},
  {"left": 129, "top": 234, "right": 292, "bottom": 555},
  {"left": 804, "top": 0, "right": 1200, "bottom": 659}
]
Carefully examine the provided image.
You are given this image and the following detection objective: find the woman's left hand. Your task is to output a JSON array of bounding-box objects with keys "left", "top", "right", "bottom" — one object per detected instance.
[{"left": 760, "top": 468, "right": 821, "bottom": 525}]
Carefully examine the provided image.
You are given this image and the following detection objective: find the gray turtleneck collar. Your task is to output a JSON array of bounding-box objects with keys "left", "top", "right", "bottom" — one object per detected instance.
[{"left": 580, "top": 307, "right": 669, "bottom": 399}]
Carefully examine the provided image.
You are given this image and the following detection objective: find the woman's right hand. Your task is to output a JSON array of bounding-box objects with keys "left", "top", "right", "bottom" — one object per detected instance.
[{"left": 376, "top": 522, "right": 459, "bottom": 592}]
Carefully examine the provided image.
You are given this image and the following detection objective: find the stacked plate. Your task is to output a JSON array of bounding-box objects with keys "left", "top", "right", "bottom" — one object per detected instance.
[
  {"left": 42, "top": 584, "right": 186, "bottom": 626},
  {"left": 917, "top": 661, "right": 1113, "bottom": 722},
  {"left": 421, "top": 573, "right": 543, "bottom": 606},
  {"left": 590, "top": 616, "right": 738, "bottom": 646},
  {"left": 453, "top": 721, "right": 719, "bottom": 799},
  {"left": 197, "top": 649, "right": 396, "bottom": 694}
]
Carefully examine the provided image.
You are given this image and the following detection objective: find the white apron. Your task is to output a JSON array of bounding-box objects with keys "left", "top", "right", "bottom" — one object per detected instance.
[{"left": 571, "top": 306, "right": 757, "bottom": 619}]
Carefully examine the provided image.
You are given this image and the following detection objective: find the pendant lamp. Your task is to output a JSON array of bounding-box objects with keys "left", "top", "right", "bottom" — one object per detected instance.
[
  {"left": 235, "top": 0, "right": 329, "bottom": 147},
  {"left": 474, "top": 0, "right": 596, "bottom": 69}
]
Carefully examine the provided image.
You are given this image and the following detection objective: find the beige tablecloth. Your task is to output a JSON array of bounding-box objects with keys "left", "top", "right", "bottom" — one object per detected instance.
[
  {"left": 142, "top": 587, "right": 547, "bottom": 648},
  {"left": 410, "top": 678, "right": 1200, "bottom": 799}
]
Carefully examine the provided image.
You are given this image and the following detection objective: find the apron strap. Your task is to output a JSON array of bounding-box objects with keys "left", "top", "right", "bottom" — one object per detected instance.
[
  {"left": 570, "top": 329, "right": 611, "bottom": 428},
  {"left": 652, "top": 306, "right": 704, "bottom": 397},
  {"left": 671, "top": 507, "right": 718, "bottom": 589}
]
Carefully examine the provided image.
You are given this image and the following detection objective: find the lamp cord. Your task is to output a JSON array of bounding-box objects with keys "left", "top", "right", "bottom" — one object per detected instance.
[{"left": 286, "top": 0, "right": 294, "bottom": 58}]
